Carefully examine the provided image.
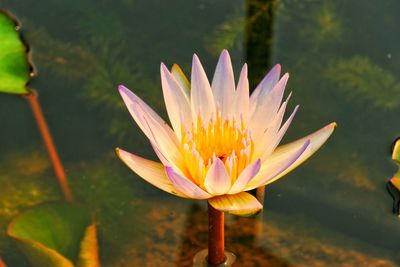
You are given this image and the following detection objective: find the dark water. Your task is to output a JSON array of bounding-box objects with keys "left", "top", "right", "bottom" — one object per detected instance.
[{"left": 0, "top": 0, "right": 400, "bottom": 266}]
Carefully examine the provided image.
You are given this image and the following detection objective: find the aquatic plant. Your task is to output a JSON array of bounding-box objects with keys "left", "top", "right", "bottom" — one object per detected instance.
[
  {"left": 0, "top": 10, "right": 32, "bottom": 94},
  {"left": 8, "top": 202, "right": 100, "bottom": 267},
  {"left": 116, "top": 50, "right": 335, "bottom": 265},
  {"left": 0, "top": 10, "right": 73, "bottom": 201},
  {"left": 387, "top": 138, "right": 400, "bottom": 215},
  {"left": 326, "top": 56, "right": 400, "bottom": 109}
]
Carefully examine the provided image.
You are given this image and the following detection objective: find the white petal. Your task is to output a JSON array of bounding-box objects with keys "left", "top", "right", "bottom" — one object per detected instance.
[
  {"left": 191, "top": 54, "right": 216, "bottom": 123},
  {"left": 245, "top": 140, "right": 310, "bottom": 190},
  {"left": 259, "top": 105, "right": 299, "bottom": 162},
  {"left": 252, "top": 94, "right": 290, "bottom": 160},
  {"left": 228, "top": 159, "right": 261, "bottom": 194},
  {"left": 249, "top": 64, "right": 281, "bottom": 115},
  {"left": 208, "top": 192, "right": 263, "bottom": 216},
  {"left": 248, "top": 73, "right": 289, "bottom": 141},
  {"left": 116, "top": 148, "right": 188, "bottom": 198},
  {"left": 119, "top": 85, "right": 169, "bottom": 137},
  {"left": 259, "top": 122, "right": 337, "bottom": 185},
  {"left": 165, "top": 166, "right": 212, "bottom": 199},
  {"left": 160, "top": 63, "right": 192, "bottom": 140},
  {"left": 119, "top": 86, "right": 184, "bottom": 168},
  {"left": 211, "top": 49, "right": 235, "bottom": 117},
  {"left": 204, "top": 158, "right": 231, "bottom": 195},
  {"left": 234, "top": 64, "right": 249, "bottom": 120},
  {"left": 170, "top": 64, "right": 190, "bottom": 97}
]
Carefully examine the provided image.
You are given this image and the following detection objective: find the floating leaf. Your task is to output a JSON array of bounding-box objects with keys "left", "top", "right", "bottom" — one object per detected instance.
[
  {"left": 0, "top": 10, "right": 32, "bottom": 94},
  {"left": 392, "top": 137, "right": 400, "bottom": 164},
  {"left": 387, "top": 138, "right": 400, "bottom": 215},
  {"left": 7, "top": 202, "right": 100, "bottom": 267}
]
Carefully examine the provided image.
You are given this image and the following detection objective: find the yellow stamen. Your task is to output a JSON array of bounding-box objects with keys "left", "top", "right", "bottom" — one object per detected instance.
[{"left": 181, "top": 113, "right": 254, "bottom": 188}]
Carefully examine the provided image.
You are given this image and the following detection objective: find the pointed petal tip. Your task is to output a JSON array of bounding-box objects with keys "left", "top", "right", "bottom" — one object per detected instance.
[
  {"left": 115, "top": 147, "right": 128, "bottom": 161},
  {"left": 220, "top": 49, "right": 230, "bottom": 58},
  {"left": 160, "top": 62, "right": 167, "bottom": 70},
  {"left": 118, "top": 84, "right": 128, "bottom": 92},
  {"left": 329, "top": 122, "right": 338, "bottom": 129},
  {"left": 323, "top": 122, "right": 337, "bottom": 136},
  {"left": 171, "top": 63, "right": 180, "bottom": 71},
  {"left": 160, "top": 63, "right": 170, "bottom": 76}
]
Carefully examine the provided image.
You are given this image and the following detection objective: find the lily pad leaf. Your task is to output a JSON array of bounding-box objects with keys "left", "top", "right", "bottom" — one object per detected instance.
[
  {"left": 387, "top": 138, "right": 400, "bottom": 215},
  {"left": 76, "top": 224, "right": 100, "bottom": 267},
  {"left": 8, "top": 202, "right": 100, "bottom": 267},
  {"left": 0, "top": 10, "right": 33, "bottom": 94}
]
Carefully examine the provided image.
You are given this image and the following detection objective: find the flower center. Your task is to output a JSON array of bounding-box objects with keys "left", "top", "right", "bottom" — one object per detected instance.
[{"left": 181, "top": 113, "right": 254, "bottom": 187}]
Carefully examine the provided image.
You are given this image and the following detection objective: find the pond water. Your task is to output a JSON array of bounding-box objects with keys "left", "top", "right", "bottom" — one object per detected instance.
[{"left": 1, "top": 0, "right": 400, "bottom": 266}]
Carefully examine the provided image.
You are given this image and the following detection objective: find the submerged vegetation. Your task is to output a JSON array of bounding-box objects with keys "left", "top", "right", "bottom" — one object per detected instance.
[{"left": 327, "top": 56, "right": 400, "bottom": 109}]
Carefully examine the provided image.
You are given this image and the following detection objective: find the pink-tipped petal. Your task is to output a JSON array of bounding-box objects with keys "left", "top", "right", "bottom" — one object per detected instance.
[
  {"left": 208, "top": 192, "right": 263, "bottom": 216},
  {"left": 259, "top": 105, "right": 299, "bottom": 162},
  {"left": 170, "top": 64, "right": 190, "bottom": 97},
  {"left": 119, "top": 85, "right": 169, "bottom": 137},
  {"left": 252, "top": 98, "right": 289, "bottom": 160},
  {"left": 211, "top": 49, "right": 235, "bottom": 117},
  {"left": 160, "top": 63, "right": 192, "bottom": 139},
  {"left": 133, "top": 101, "right": 185, "bottom": 168},
  {"left": 234, "top": 64, "right": 250, "bottom": 120},
  {"left": 204, "top": 158, "right": 231, "bottom": 195},
  {"left": 165, "top": 166, "right": 212, "bottom": 199},
  {"left": 248, "top": 73, "right": 289, "bottom": 141},
  {"left": 191, "top": 54, "right": 216, "bottom": 122},
  {"left": 116, "top": 148, "right": 188, "bottom": 198},
  {"left": 249, "top": 64, "right": 281, "bottom": 111},
  {"left": 228, "top": 159, "right": 261, "bottom": 194},
  {"left": 245, "top": 139, "right": 310, "bottom": 190},
  {"left": 260, "top": 122, "right": 337, "bottom": 184}
]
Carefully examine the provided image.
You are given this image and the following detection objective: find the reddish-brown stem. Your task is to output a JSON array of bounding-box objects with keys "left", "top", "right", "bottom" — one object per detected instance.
[
  {"left": 208, "top": 202, "right": 225, "bottom": 266},
  {"left": 256, "top": 185, "right": 265, "bottom": 204},
  {"left": 23, "top": 89, "right": 73, "bottom": 202},
  {"left": 0, "top": 256, "right": 7, "bottom": 267}
]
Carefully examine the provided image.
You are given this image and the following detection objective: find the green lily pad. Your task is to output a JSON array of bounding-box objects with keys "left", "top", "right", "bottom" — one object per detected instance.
[
  {"left": 7, "top": 202, "right": 100, "bottom": 267},
  {"left": 387, "top": 138, "right": 400, "bottom": 215},
  {"left": 0, "top": 10, "right": 32, "bottom": 94},
  {"left": 392, "top": 138, "right": 400, "bottom": 164}
]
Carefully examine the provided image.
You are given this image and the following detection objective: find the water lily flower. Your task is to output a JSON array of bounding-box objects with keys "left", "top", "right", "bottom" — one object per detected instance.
[{"left": 116, "top": 50, "right": 335, "bottom": 216}]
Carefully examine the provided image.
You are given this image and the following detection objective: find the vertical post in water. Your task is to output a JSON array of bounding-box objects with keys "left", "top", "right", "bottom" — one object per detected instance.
[
  {"left": 23, "top": 89, "right": 73, "bottom": 202},
  {"left": 246, "top": 0, "right": 277, "bottom": 204}
]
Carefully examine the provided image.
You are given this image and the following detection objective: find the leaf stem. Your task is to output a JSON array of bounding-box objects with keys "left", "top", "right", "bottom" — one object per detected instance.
[
  {"left": 0, "top": 257, "right": 7, "bottom": 267},
  {"left": 208, "top": 202, "right": 225, "bottom": 266},
  {"left": 23, "top": 89, "right": 73, "bottom": 202}
]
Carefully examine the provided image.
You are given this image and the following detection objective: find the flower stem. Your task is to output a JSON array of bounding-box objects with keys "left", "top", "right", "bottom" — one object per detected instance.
[
  {"left": 23, "top": 89, "right": 73, "bottom": 202},
  {"left": 208, "top": 202, "right": 225, "bottom": 266},
  {"left": 256, "top": 185, "right": 265, "bottom": 204}
]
